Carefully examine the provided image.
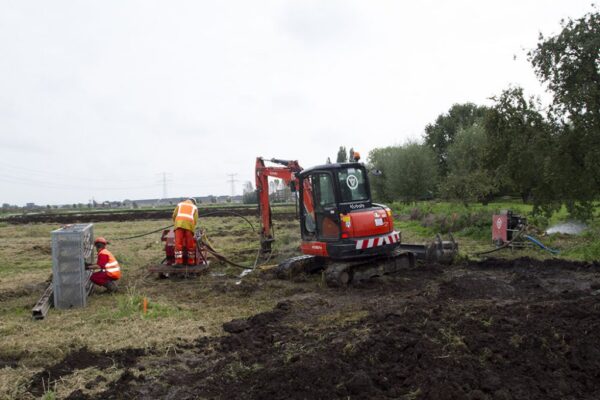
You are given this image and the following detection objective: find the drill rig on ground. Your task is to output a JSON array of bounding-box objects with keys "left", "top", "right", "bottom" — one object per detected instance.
[
  {"left": 256, "top": 156, "right": 457, "bottom": 287},
  {"left": 147, "top": 228, "right": 210, "bottom": 277}
]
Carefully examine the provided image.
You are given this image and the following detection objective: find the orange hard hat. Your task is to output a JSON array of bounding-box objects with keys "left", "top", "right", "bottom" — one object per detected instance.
[{"left": 94, "top": 237, "right": 108, "bottom": 245}]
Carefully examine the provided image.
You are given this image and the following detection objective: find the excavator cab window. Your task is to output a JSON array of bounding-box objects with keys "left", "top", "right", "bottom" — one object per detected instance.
[
  {"left": 337, "top": 167, "right": 368, "bottom": 203},
  {"left": 314, "top": 173, "right": 336, "bottom": 208},
  {"left": 310, "top": 173, "right": 340, "bottom": 240}
]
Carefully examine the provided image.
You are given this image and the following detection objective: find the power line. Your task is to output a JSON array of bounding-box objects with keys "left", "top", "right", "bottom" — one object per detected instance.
[
  {"left": 163, "top": 172, "right": 168, "bottom": 199},
  {"left": 155, "top": 172, "right": 172, "bottom": 199},
  {"left": 226, "top": 173, "right": 239, "bottom": 197},
  {"left": 0, "top": 162, "right": 246, "bottom": 200},
  {"left": 0, "top": 161, "right": 234, "bottom": 188},
  {"left": 0, "top": 161, "right": 149, "bottom": 183},
  {"left": 0, "top": 173, "right": 162, "bottom": 191}
]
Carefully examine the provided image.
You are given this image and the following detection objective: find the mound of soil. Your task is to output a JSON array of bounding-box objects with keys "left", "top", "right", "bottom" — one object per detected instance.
[
  {"left": 25, "top": 257, "right": 600, "bottom": 399},
  {"left": 438, "top": 275, "right": 516, "bottom": 300},
  {"left": 28, "top": 347, "right": 145, "bottom": 397}
]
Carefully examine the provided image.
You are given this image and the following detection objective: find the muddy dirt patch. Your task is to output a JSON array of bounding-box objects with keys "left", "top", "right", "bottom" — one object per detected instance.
[
  {"left": 28, "top": 347, "right": 145, "bottom": 397},
  {"left": 469, "top": 257, "right": 600, "bottom": 272},
  {"left": 0, "top": 281, "right": 50, "bottom": 302},
  {"left": 80, "top": 295, "right": 600, "bottom": 399},
  {"left": 20, "top": 257, "right": 600, "bottom": 399},
  {"left": 0, "top": 355, "right": 21, "bottom": 369},
  {"left": 438, "top": 275, "right": 517, "bottom": 300},
  {"left": 31, "top": 244, "right": 52, "bottom": 255}
]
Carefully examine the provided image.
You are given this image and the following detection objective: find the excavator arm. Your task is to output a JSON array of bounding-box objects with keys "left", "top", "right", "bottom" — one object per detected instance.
[{"left": 255, "top": 157, "right": 303, "bottom": 253}]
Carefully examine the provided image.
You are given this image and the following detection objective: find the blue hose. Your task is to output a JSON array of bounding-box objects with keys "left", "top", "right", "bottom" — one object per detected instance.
[{"left": 524, "top": 235, "right": 560, "bottom": 254}]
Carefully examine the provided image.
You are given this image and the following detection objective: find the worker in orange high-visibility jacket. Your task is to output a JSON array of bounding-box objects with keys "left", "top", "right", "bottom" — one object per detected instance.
[
  {"left": 172, "top": 198, "right": 199, "bottom": 265},
  {"left": 86, "top": 237, "right": 121, "bottom": 292}
]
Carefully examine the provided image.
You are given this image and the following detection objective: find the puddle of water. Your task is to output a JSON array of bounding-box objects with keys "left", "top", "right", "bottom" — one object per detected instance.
[{"left": 546, "top": 221, "right": 587, "bottom": 235}]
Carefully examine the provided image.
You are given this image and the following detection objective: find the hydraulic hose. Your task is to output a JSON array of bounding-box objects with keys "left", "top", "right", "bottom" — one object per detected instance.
[
  {"left": 201, "top": 238, "right": 253, "bottom": 270},
  {"left": 112, "top": 225, "right": 174, "bottom": 240},
  {"left": 111, "top": 210, "right": 256, "bottom": 241},
  {"left": 200, "top": 210, "right": 256, "bottom": 232},
  {"left": 111, "top": 208, "right": 263, "bottom": 272},
  {"left": 475, "top": 228, "right": 560, "bottom": 256},
  {"left": 475, "top": 227, "right": 526, "bottom": 256},
  {"left": 524, "top": 235, "right": 560, "bottom": 254}
]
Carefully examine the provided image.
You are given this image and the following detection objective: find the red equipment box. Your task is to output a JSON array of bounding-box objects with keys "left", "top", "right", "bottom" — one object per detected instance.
[{"left": 492, "top": 214, "right": 508, "bottom": 244}]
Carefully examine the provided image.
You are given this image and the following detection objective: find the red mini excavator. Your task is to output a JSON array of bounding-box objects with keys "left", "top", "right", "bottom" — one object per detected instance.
[{"left": 255, "top": 154, "right": 458, "bottom": 286}]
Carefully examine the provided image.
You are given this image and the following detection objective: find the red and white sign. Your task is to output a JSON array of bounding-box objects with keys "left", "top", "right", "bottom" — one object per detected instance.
[
  {"left": 492, "top": 214, "right": 508, "bottom": 242},
  {"left": 355, "top": 231, "right": 400, "bottom": 250}
]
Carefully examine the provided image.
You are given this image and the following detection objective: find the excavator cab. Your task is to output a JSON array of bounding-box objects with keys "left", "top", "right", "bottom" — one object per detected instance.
[
  {"left": 297, "top": 163, "right": 399, "bottom": 259},
  {"left": 299, "top": 163, "right": 369, "bottom": 240}
]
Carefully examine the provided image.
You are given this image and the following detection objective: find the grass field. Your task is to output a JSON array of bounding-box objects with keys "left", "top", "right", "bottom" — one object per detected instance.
[
  {"left": 390, "top": 200, "right": 600, "bottom": 261},
  {"left": 0, "top": 216, "right": 299, "bottom": 398},
  {"left": 0, "top": 202, "right": 599, "bottom": 398}
]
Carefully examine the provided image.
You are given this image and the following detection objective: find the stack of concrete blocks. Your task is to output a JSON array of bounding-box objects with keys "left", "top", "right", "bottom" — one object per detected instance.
[{"left": 51, "top": 223, "right": 94, "bottom": 309}]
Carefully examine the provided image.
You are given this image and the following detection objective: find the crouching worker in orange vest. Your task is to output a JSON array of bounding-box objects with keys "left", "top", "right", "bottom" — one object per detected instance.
[
  {"left": 172, "top": 198, "right": 199, "bottom": 265},
  {"left": 86, "top": 237, "right": 121, "bottom": 292}
]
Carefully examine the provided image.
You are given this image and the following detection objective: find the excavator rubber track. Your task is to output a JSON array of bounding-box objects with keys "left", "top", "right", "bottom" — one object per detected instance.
[
  {"left": 275, "top": 248, "right": 416, "bottom": 287},
  {"left": 323, "top": 249, "right": 415, "bottom": 287},
  {"left": 275, "top": 255, "right": 324, "bottom": 279}
]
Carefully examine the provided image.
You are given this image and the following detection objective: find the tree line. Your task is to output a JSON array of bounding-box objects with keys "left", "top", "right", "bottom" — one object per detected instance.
[{"left": 364, "top": 8, "right": 599, "bottom": 219}]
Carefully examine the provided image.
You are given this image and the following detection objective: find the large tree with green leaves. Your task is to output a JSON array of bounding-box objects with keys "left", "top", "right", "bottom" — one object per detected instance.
[
  {"left": 530, "top": 8, "right": 599, "bottom": 131},
  {"left": 529, "top": 8, "right": 600, "bottom": 218},
  {"left": 368, "top": 143, "right": 438, "bottom": 203},
  {"left": 336, "top": 146, "right": 348, "bottom": 163},
  {"left": 440, "top": 124, "right": 497, "bottom": 204},
  {"left": 367, "top": 146, "right": 396, "bottom": 202},
  {"left": 484, "top": 87, "right": 556, "bottom": 204},
  {"left": 424, "top": 103, "right": 489, "bottom": 177}
]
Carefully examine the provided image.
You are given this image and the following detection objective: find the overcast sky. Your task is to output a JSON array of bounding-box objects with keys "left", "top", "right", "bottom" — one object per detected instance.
[{"left": 0, "top": 1, "right": 594, "bottom": 206}]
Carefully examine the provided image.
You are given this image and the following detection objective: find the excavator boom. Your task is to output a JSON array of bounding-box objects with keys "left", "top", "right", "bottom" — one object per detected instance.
[{"left": 255, "top": 157, "right": 302, "bottom": 253}]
